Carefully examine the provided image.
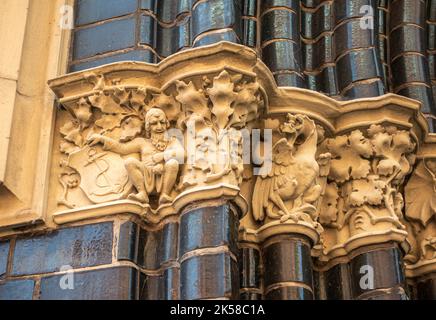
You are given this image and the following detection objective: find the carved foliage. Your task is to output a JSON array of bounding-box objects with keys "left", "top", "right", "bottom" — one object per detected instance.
[
  {"left": 405, "top": 159, "right": 436, "bottom": 262},
  {"left": 319, "top": 125, "right": 415, "bottom": 232},
  {"left": 57, "top": 71, "right": 264, "bottom": 213}
]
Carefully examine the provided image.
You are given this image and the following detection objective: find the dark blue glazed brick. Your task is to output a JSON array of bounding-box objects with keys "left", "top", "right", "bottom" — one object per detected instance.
[
  {"left": 73, "top": 17, "right": 136, "bottom": 60},
  {"left": 350, "top": 246, "right": 406, "bottom": 298},
  {"left": 139, "top": 14, "right": 156, "bottom": 47},
  {"left": 70, "top": 49, "right": 157, "bottom": 72},
  {"left": 75, "top": 0, "right": 138, "bottom": 26},
  {"left": 117, "top": 221, "right": 138, "bottom": 263},
  {"left": 192, "top": 0, "right": 242, "bottom": 40},
  {"left": 180, "top": 253, "right": 239, "bottom": 300},
  {"left": 12, "top": 222, "right": 113, "bottom": 276},
  {"left": 137, "top": 222, "right": 178, "bottom": 270},
  {"left": 179, "top": 205, "right": 239, "bottom": 257},
  {"left": 39, "top": 267, "right": 138, "bottom": 300},
  {"left": 193, "top": 31, "right": 240, "bottom": 47},
  {"left": 0, "top": 241, "right": 9, "bottom": 277},
  {"left": 262, "top": 237, "right": 314, "bottom": 288},
  {"left": 0, "top": 279, "right": 35, "bottom": 300}
]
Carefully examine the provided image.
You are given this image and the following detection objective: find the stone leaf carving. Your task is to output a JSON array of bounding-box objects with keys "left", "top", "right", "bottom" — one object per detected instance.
[
  {"left": 175, "top": 70, "right": 263, "bottom": 190},
  {"left": 405, "top": 159, "right": 436, "bottom": 261},
  {"left": 57, "top": 71, "right": 263, "bottom": 212},
  {"left": 406, "top": 160, "right": 436, "bottom": 227},
  {"left": 320, "top": 125, "right": 415, "bottom": 234},
  {"left": 252, "top": 114, "right": 322, "bottom": 227},
  {"left": 326, "top": 130, "right": 372, "bottom": 183}
]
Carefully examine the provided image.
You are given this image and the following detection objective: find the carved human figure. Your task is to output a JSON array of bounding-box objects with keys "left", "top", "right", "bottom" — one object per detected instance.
[{"left": 88, "top": 108, "right": 183, "bottom": 205}]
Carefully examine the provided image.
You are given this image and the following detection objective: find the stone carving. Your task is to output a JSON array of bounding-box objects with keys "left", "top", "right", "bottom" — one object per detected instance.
[
  {"left": 174, "top": 70, "right": 263, "bottom": 190},
  {"left": 405, "top": 159, "right": 436, "bottom": 263},
  {"left": 251, "top": 114, "right": 327, "bottom": 230},
  {"left": 87, "top": 108, "right": 183, "bottom": 205},
  {"left": 319, "top": 125, "right": 415, "bottom": 237},
  {"left": 57, "top": 70, "right": 263, "bottom": 213}
]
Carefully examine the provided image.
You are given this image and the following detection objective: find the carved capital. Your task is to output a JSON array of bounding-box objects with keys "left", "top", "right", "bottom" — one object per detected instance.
[
  {"left": 52, "top": 68, "right": 264, "bottom": 224},
  {"left": 316, "top": 124, "right": 416, "bottom": 262}
]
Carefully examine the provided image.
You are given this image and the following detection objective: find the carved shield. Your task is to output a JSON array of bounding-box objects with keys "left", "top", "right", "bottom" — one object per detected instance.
[{"left": 68, "top": 146, "right": 133, "bottom": 203}]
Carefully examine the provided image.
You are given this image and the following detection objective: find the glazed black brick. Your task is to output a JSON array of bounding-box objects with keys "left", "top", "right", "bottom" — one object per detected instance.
[
  {"left": 239, "top": 247, "right": 261, "bottom": 289},
  {"left": 240, "top": 292, "right": 262, "bottom": 300},
  {"left": 262, "top": 41, "right": 304, "bottom": 73},
  {"left": 261, "top": 0, "right": 299, "bottom": 11},
  {"left": 140, "top": 272, "right": 163, "bottom": 300},
  {"left": 180, "top": 253, "right": 239, "bottom": 300},
  {"left": 140, "top": 267, "right": 180, "bottom": 300},
  {"left": 0, "top": 279, "right": 35, "bottom": 300},
  {"left": 163, "top": 267, "right": 180, "bottom": 300},
  {"left": 262, "top": 237, "right": 313, "bottom": 288},
  {"left": 334, "top": 0, "right": 374, "bottom": 24},
  {"left": 0, "top": 241, "right": 9, "bottom": 277},
  {"left": 70, "top": 49, "right": 157, "bottom": 72},
  {"left": 417, "top": 275, "right": 436, "bottom": 300},
  {"left": 350, "top": 246, "right": 406, "bottom": 298},
  {"left": 117, "top": 221, "right": 138, "bottom": 263},
  {"left": 179, "top": 205, "right": 238, "bottom": 257},
  {"left": 343, "top": 80, "right": 385, "bottom": 99},
  {"left": 265, "top": 286, "right": 313, "bottom": 300},
  {"left": 73, "top": 17, "right": 136, "bottom": 60},
  {"left": 137, "top": 222, "right": 178, "bottom": 270},
  {"left": 324, "top": 263, "right": 352, "bottom": 300},
  {"left": 336, "top": 49, "right": 384, "bottom": 92},
  {"left": 40, "top": 266, "right": 138, "bottom": 300},
  {"left": 12, "top": 222, "right": 113, "bottom": 276},
  {"left": 193, "top": 31, "right": 240, "bottom": 47},
  {"left": 191, "top": 0, "right": 242, "bottom": 40},
  {"left": 261, "top": 10, "right": 299, "bottom": 42},
  {"left": 137, "top": 228, "right": 162, "bottom": 270},
  {"left": 75, "top": 0, "right": 138, "bottom": 26}
]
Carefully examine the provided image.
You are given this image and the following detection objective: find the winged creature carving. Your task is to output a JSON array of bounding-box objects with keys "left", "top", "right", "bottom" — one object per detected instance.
[{"left": 252, "top": 114, "right": 324, "bottom": 224}]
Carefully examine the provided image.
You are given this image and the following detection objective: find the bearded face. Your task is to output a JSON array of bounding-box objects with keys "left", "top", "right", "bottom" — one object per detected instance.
[{"left": 145, "top": 109, "right": 169, "bottom": 138}]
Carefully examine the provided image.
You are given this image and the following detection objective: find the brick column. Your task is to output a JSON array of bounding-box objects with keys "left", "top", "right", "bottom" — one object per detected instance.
[
  {"left": 179, "top": 202, "right": 240, "bottom": 300},
  {"left": 262, "top": 235, "right": 314, "bottom": 300}
]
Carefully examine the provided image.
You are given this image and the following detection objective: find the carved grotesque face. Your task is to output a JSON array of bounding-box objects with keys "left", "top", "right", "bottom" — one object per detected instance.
[{"left": 145, "top": 108, "right": 168, "bottom": 136}]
